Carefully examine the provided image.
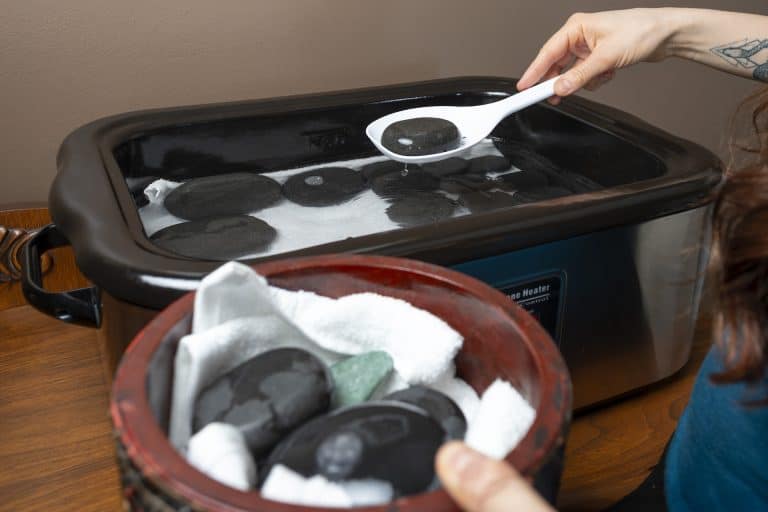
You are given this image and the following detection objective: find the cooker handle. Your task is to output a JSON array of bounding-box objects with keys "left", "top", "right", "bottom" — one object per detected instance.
[{"left": 21, "top": 224, "right": 101, "bottom": 327}]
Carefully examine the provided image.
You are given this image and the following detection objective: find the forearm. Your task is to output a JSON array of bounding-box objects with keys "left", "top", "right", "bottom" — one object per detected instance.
[{"left": 665, "top": 8, "right": 768, "bottom": 81}]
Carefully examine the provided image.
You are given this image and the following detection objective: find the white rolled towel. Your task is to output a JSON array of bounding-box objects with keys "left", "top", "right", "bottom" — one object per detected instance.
[{"left": 187, "top": 423, "right": 257, "bottom": 491}]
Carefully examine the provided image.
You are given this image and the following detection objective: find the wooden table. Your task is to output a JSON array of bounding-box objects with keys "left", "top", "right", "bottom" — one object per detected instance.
[{"left": 0, "top": 304, "right": 710, "bottom": 511}]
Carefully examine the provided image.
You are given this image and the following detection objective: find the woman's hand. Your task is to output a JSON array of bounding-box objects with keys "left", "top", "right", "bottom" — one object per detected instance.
[
  {"left": 518, "top": 9, "right": 676, "bottom": 98},
  {"left": 436, "top": 441, "right": 555, "bottom": 512},
  {"left": 519, "top": 8, "right": 768, "bottom": 98}
]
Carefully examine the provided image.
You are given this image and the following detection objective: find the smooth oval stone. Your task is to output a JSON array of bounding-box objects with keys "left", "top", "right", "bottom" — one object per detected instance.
[
  {"left": 384, "top": 386, "right": 467, "bottom": 440},
  {"left": 467, "top": 155, "right": 511, "bottom": 175},
  {"left": 263, "top": 402, "right": 444, "bottom": 495},
  {"left": 371, "top": 167, "right": 439, "bottom": 200},
  {"left": 282, "top": 167, "right": 365, "bottom": 207},
  {"left": 360, "top": 160, "right": 405, "bottom": 183},
  {"left": 386, "top": 192, "right": 457, "bottom": 227},
  {"left": 459, "top": 190, "right": 522, "bottom": 213},
  {"left": 193, "top": 348, "right": 333, "bottom": 455},
  {"left": 495, "top": 169, "right": 549, "bottom": 191},
  {"left": 439, "top": 173, "right": 496, "bottom": 193},
  {"left": 493, "top": 141, "right": 561, "bottom": 175},
  {"left": 516, "top": 186, "right": 573, "bottom": 202},
  {"left": 381, "top": 117, "right": 460, "bottom": 156},
  {"left": 331, "top": 351, "right": 394, "bottom": 408},
  {"left": 421, "top": 158, "right": 469, "bottom": 178},
  {"left": 164, "top": 173, "right": 282, "bottom": 220},
  {"left": 150, "top": 215, "right": 277, "bottom": 260}
]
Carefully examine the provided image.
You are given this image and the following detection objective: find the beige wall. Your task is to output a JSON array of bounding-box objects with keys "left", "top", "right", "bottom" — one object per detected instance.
[{"left": 1, "top": 0, "right": 765, "bottom": 203}]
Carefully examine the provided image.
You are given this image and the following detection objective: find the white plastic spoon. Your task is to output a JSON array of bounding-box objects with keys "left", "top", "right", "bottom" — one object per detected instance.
[{"left": 366, "top": 77, "right": 559, "bottom": 164}]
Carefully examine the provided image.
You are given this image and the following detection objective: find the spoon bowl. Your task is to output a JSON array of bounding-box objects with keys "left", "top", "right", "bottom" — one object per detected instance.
[{"left": 366, "top": 77, "right": 558, "bottom": 164}]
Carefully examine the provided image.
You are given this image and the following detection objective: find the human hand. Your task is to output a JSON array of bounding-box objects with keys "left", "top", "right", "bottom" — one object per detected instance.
[
  {"left": 518, "top": 8, "right": 679, "bottom": 100},
  {"left": 436, "top": 441, "right": 555, "bottom": 512}
]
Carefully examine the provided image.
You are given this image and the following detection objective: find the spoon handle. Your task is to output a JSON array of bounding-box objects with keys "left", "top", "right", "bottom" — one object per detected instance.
[{"left": 479, "top": 76, "right": 559, "bottom": 125}]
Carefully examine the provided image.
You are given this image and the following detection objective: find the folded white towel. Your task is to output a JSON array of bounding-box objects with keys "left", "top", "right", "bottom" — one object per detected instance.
[
  {"left": 464, "top": 379, "right": 536, "bottom": 459},
  {"left": 140, "top": 179, "right": 184, "bottom": 237},
  {"left": 261, "top": 464, "right": 393, "bottom": 508},
  {"left": 187, "top": 423, "right": 257, "bottom": 491},
  {"left": 192, "top": 261, "right": 273, "bottom": 334},
  {"left": 273, "top": 289, "right": 463, "bottom": 384}
]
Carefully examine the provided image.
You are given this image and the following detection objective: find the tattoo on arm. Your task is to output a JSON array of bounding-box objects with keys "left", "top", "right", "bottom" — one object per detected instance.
[{"left": 711, "top": 38, "right": 768, "bottom": 82}]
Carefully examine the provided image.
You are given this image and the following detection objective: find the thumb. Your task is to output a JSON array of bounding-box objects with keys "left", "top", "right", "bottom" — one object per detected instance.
[
  {"left": 435, "top": 441, "right": 555, "bottom": 512},
  {"left": 555, "top": 50, "right": 614, "bottom": 96}
]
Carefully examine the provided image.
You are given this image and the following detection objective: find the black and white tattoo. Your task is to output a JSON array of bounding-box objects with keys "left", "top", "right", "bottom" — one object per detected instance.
[{"left": 711, "top": 38, "right": 768, "bottom": 81}]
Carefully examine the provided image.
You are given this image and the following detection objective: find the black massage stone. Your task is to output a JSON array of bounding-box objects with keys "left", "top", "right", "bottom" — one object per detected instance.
[
  {"left": 163, "top": 173, "right": 282, "bottom": 220},
  {"left": 371, "top": 167, "right": 439, "bottom": 200},
  {"left": 193, "top": 348, "right": 332, "bottom": 456},
  {"left": 493, "top": 141, "right": 562, "bottom": 176},
  {"left": 263, "top": 402, "right": 444, "bottom": 495},
  {"left": 420, "top": 157, "right": 469, "bottom": 178},
  {"left": 360, "top": 160, "right": 405, "bottom": 183},
  {"left": 381, "top": 117, "right": 461, "bottom": 156},
  {"left": 439, "top": 173, "right": 497, "bottom": 193},
  {"left": 385, "top": 192, "right": 457, "bottom": 227},
  {"left": 282, "top": 167, "right": 365, "bottom": 207},
  {"left": 384, "top": 386, "right": 467, "bottom": 440},
  {"left": 467, "top": 155, "right": 511, "bottom": 175},
  {"left": 494, "top": 141, "right": 603, "bottom": 193},
  {"left": 150, "top": 215, "right": 277, "bottom": 260},
  {"left": 459, "top": 190, "right": 523, "bottom": 213}
]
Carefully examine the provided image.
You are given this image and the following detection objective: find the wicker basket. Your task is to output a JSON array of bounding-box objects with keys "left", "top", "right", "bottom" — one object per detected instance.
[{"left": 111, "top": 254, "right": 572, "bottom": 511}]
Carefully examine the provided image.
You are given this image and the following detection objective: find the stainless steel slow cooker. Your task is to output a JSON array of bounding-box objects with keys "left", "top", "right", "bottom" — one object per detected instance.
[{"left": 22, "top": 77, "right": 721, "bottom": 409}]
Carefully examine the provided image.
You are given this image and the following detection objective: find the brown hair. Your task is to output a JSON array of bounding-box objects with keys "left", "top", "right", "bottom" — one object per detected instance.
[{"left": 709, "top": 86, "right": 768, "bottom": 393}]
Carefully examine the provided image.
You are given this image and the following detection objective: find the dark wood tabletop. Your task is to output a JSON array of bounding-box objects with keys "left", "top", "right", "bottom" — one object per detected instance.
[{"left": 0, "top": 303, "right": 710, "bottom": 512}]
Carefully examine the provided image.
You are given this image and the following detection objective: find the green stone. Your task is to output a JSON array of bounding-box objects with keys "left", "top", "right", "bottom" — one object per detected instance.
[{"left": 330, "top": 351, "right": 394, "bottom": 407}]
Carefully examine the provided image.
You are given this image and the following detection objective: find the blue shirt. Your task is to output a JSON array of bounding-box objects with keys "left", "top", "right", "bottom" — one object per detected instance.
[{"left": 665, "top": 346, "right": 768, "bottom": 511}]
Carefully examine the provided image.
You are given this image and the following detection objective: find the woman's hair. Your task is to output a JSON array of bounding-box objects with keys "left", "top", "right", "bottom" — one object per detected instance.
[{"left": 709, "top": 86, "right": 768, "bottom": 392}]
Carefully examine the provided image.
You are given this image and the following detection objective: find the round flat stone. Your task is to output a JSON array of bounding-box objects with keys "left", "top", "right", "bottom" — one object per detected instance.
[
  {"left": 150, "top": 215, "right": 277, "bottom": 260},
  {"left": 360, "top": 160, "right": 405, "bottom": 183},
  {"left": 263, "top": 402, "right": 444, "bottom": 495},
  {"left": 282, "top": 167, "right": 365, "bottom": 207},
  {"left": 459, "top": 190, "right": 523, "bottom": 213},
  {"left": 163, "top": 173, "right": 282, "bottom": 220},
  {"left": 420, "top": 158, "right": 469, "bottom": 178},
  {"left": 386, "top": 192, "right": 457, "bottom": 227},
  {"left": 384, "top": 386, "right": 467, "bottom": 440},
  {"left": 371, "top": 167, "right": 439, "bottom": 200},
  {"left": 495, "top": 170, "right": 549, "bottom": 191},
  {"left": 493, "top": 141, "right": 560, "bottom": 175},
  {"left": 439, "top": 174, "right": 496, "bottom": 193},
  {"left": 381, "top": 117, "right": 460, "bottom": 156},
  {"left": 467, "top": 155, "right": 511, "bottom": 175},
  {"left": 193, "top": 348, "right": 333, "bottom": 456}
]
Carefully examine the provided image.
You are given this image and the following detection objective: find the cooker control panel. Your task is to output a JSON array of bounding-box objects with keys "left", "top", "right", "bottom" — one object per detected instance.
[{"left": 498, "top": 273, "right": 565, "bottom": 344}]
